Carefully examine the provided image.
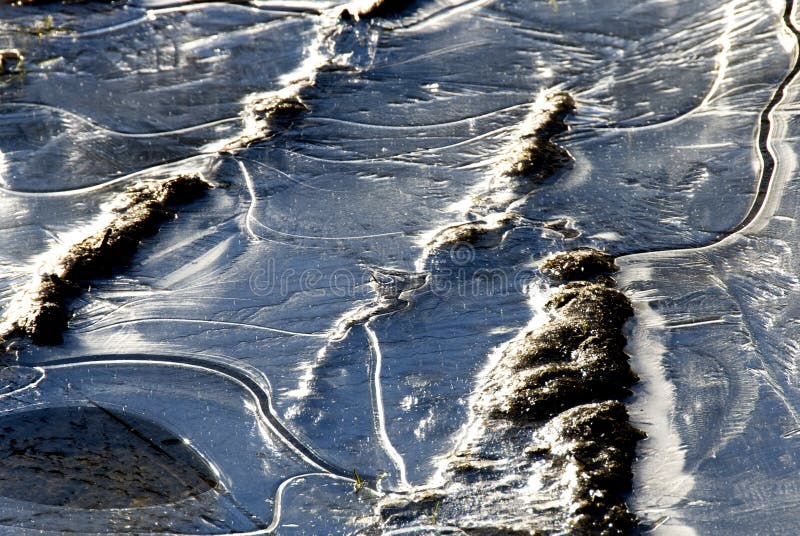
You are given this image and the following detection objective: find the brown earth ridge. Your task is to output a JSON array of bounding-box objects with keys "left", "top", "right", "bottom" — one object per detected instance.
[
  {"left": 375, "top": 90, "right": 643, "bottom": 534},
  {"left": 0, "top": 174, "right": 211, "bottom": 349}
]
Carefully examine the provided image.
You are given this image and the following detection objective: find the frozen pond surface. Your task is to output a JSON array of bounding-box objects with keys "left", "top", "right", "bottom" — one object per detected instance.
[{"left": 0, "top": 0, "right": 798, "bottom": 533}]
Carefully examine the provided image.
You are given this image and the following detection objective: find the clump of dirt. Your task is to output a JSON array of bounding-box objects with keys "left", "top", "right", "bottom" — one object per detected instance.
[
  {"left": 540, "top": 248, "right": 617, "bottom": 282},
  {"left": 546, "top": 281, "right": 633, "bottom": 331},
  {"left": 489, "top": 282, "right": 636, "bottom": 422},
  {"left": 547, "top": 401, "right": 645, "bottom": 535},
  {"left": 543, "top": 218, "right": 580, "bottom": 239},
  {"left": 339, "top": 0, "right": 416, "bottom": 20},
  {"left": 467, "top": 90, "right": 575, "bottom": 216},
  {"left": 224, "top": 0, "right": 419, "bottom": 152},
  {"left": 0, "top": 174, "right": 211, "bottom": 347},
  {"left": 375, "top": 247, "right": 642, "bottom": 534},
  {"left": 497, "top": 91, "right": 575, "bottom": 180},
  {"left": 223, "top": 90, "right": 311, "bottom": 151},
  {"left": 428, "top": 215, "right": 519, "bottom": 250},
  {"left": 499, "top": 342, "right": 637, "bottom": 422},
  {"left": 487, "top": 255, "right": 641, "bottom": 532},
  {"left": 0, "top": 49, "right": 22, "bottom": 75}
]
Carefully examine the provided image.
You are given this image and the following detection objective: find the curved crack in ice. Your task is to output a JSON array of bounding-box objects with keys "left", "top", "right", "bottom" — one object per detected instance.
[
  {"left": 42, "top": 354, "right": 373, "bottom": 486},
  {"left": 365, "top": 319, "right": 410, "bottom": 489},
  {"left": 80, "top": 317, "right": 327, "bottom": 339},
  {"left": 237, "top": 158, "right": 403, "bottom": 244},
  {"left": 623, "top": 0, "right": 800, "bottom": 259}
]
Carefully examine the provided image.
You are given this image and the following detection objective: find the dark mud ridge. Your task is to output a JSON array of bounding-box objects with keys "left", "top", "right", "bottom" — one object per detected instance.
[
  {"left": 339, "top": 0, "right": 416, "bottom": 20},
  {"left": 222, "top": 0, "right": 417, "bottom": 152},
  {"left": 496, "top": 91, "right": 575, "bottom": 180},
  {"left": 0, "top": 174, "right": 211, "bottom": 348},
  {"left": 375, "top": 248, "right": 643, "bottom": 535},
  {"left": 428, "top": 90, "right": 575, "bottom": 253}
]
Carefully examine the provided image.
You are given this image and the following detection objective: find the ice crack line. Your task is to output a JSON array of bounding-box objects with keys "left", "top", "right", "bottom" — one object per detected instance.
[
  {"left": 365, "top": 318, "right": 410, "bottom": 489},
  {"left": 42, "top": 354, "right": 376, "bottom": 486},
  {"left": 623, "top": 0, "right": 800, "bottom": 260}
]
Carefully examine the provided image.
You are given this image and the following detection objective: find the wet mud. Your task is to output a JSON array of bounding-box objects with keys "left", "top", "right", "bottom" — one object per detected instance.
[
  {"left": 490, "top": 260, "right": 641, "bottom": 533},
  {"left": 470, "top": 90, "right": 575, "bottom": 216},
  {"left": 0, "top": 174, "right": 211, "bottom": 348}
]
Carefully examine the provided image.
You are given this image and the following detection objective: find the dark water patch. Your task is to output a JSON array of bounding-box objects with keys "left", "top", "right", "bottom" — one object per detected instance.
[
  {"left": 0, "top": 405, "right": 217, "bottom": 508},
  {"left": 0, "top": 174, "right": 210, "bottom": 347}
]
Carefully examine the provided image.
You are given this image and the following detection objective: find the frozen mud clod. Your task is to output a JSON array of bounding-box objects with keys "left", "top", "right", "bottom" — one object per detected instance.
[
  {"left": 376, "top": 248, "right": 643, "bottom": 534},
  {"left": 497, "top": 91, "right": 575, "bottom": 180},
  {"left": 540, "top": 248, "right": 617, "bottom": 282},
  {"left": 0, "top": 174, "right": 211, "bottom": 348}
]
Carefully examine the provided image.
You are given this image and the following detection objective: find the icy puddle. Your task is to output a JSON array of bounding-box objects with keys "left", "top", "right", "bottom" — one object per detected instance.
[{"left": 0, "top": 0, "right": 798, "bottom": 533}]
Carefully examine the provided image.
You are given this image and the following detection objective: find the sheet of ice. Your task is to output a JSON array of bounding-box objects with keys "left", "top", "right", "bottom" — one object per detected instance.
[{"left": 0, "top": 0, "right": 797, "bottom": 533}]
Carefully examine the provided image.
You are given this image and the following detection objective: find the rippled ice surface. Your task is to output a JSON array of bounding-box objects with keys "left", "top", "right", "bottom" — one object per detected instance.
[{"left": 0, "top": 0, "right": 798, "bottom": 533}]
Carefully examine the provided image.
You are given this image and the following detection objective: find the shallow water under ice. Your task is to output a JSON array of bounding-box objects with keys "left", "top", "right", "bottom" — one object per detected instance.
[{"left": 0, "top": 0, "right": 799, "bottom": 533}]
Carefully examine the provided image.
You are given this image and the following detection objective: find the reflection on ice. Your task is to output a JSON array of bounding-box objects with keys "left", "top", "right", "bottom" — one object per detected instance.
[{"left": 1, "top": 0, "right": 799, "bottom": 532}]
